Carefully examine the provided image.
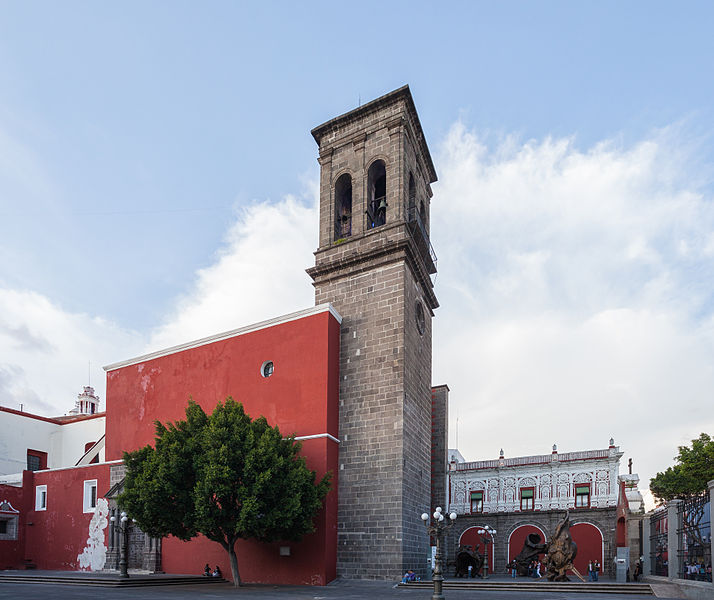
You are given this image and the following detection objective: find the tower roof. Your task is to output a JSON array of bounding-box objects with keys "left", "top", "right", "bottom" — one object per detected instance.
[{"left": 311, "top": 85, "right": 437, "bottom": 184}]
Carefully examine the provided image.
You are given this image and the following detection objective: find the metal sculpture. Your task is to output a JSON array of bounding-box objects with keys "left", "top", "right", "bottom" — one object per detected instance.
[
  {"left": 544, "top": 511, "right": 583, "bottom": 581},
  {"left": 513, "top": 532, "right": 548, "bottom": 576},
  {"left": 454, "top": 545, "right": 484, "bottom": 578}
]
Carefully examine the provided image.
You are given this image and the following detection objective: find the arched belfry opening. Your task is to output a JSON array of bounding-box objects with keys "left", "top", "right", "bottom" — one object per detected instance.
[
  {"left": 366, "top": 160, "right": 386, "bottom": 228},
  {"left": 334, "top": 173, "right": 352, "bottom": 240}
]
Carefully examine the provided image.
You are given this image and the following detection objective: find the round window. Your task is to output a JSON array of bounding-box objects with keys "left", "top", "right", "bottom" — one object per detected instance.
[
  {"left": 261, "top": 361, "right": 274, "bottom": 378},
  {"left": 415, "top": 301, "right": 426, "bottom": 335}
]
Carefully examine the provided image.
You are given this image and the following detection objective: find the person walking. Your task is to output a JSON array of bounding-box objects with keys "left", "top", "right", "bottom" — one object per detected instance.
[{"left": 593, "top": 560, "right": 600, "bottom": 582}]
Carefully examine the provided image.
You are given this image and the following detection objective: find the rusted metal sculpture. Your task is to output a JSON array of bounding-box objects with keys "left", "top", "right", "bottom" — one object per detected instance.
[
  {"left": 544, "top": 511, "right": 583, "bottom": 581},
  {"left": 454, "top": 545, "right": 484, "bottom": 578},
  {"left": 513, "top": 532, "right": 548, "bottom": 576}
]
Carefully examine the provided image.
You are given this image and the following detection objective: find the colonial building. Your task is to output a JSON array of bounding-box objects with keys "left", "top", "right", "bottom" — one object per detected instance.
[{"left": 446, "top": 441, "right": 639, "bottom": 578}]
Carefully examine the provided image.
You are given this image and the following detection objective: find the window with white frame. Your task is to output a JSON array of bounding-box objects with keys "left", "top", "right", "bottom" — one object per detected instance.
[
  {"left": 35, "top": 485, "right": 47, "bottom": 511},
  {"left": 83, "top": 479, "right": 98, "bottom": 513}
]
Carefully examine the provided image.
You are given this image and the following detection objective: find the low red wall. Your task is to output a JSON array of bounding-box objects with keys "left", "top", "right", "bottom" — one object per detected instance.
[{"left": 24, "top": 464, "right": 111, "bottom": 570}]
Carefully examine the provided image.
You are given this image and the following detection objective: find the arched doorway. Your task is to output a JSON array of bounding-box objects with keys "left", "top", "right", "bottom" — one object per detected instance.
[
  {"left": 459, "top": 526, "right": 495, "bottom": 574},
  {"left": 507, "top": 524, "right": 547, "bottom": 565},
  {"left": 570, "top": 522, "right": 604, "bottom": 577}
]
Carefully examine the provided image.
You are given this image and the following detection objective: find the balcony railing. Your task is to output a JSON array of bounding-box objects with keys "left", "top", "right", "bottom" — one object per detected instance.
[{"left": 407, "top": 206, "right": 437, "bottom": 274}]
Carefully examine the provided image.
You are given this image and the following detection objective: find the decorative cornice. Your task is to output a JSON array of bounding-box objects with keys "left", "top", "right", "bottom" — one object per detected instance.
[{"left": 310, "top": 85, "right": 437, "bottom": 184}]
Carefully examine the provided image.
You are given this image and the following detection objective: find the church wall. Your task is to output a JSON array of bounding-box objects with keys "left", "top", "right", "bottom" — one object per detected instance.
[{"left": 104, "top": 305, "right": 341, "bottom": 584}]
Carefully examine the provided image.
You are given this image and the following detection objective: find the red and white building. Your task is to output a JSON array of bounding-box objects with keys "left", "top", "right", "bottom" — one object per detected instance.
[{"left": 446, "top": 443, "right": 643, "bottom": 578}]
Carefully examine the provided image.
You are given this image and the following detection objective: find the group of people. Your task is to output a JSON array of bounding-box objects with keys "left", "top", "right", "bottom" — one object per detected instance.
[
  {"left": 507, "top": 559, "right": 542, "bottom": 578},
  {"left": 203, "top": 563, "right": 222, "bottom": 578},
  {"left": 683, "top": 561, "right": 712, "bottom": 582},
  {"left": 401, "top": 569, "right": 419, "bottom": 583},
  {"left": 587, "top": 559, "right": 601, "bottom": 581}
]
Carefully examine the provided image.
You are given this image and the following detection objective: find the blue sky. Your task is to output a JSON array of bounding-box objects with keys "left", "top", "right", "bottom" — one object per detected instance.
[{"left": 1, "top": 2, "right": 713, "bottom": 504}]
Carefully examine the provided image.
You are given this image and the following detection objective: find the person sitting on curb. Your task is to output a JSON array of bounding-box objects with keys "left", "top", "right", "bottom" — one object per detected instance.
[{"left": 401, "top": 570, "right": 417, "bottom": 583}]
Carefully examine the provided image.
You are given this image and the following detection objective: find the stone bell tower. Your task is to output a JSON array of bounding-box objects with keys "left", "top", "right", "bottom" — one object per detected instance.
[{"left": 307, "top": 86, "right": 438, "bottom": 579}]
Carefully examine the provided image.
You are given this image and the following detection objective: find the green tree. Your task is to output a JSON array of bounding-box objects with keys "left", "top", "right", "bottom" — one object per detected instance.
[
  {"left": 118, "top": 398, "right": 331, "bottom": 586},
  {"left": 650, "top": 433, "right": 714, "bottom": 502}
]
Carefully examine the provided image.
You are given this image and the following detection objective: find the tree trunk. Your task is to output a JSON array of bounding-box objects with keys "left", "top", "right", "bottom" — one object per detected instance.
[{"left": 227, "top": 541, "right": 242, "bottom": 587}]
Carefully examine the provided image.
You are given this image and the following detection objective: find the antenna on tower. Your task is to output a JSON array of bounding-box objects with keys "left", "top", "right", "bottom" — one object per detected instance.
[
  {"left": 88, "top": 360, "right": 91, "bottom": 386},
  {"left": 456, "top": 407, "right": 459, "bottom": 449}
]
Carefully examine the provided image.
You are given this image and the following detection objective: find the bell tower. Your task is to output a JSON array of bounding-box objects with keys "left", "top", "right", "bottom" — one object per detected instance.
[{"left": 307, "top": 86, "right": 438, "bottom": 579}]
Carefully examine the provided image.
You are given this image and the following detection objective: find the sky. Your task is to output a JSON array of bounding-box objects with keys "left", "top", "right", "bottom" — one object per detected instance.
[{"left": 1, "top": 1, "right": 713, "bottom": 509}]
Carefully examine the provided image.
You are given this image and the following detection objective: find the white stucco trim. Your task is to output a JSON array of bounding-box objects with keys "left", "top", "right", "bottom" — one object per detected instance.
[
  {"left": 104, "top": 304, "right": 343, "bottom": 372},
  {"left": 28, "top": 459, "right": 123, "bottom": 475},
  {"left": 35, "top": 485, "right": 47, "bottom": 511},
  {"left": 294, "top": 433, "right": 340, "bottom": 444}
]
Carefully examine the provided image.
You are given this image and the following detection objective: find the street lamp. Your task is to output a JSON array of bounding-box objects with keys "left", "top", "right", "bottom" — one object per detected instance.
[
  {"left": 477, "top": 526, "right": 496, "bottom": 579},
  {"left": 110, "top": 511, "right": 130, "bottom": 578},
  {"left": 421, "top": 506, "right": 457, "bottom": 600}
]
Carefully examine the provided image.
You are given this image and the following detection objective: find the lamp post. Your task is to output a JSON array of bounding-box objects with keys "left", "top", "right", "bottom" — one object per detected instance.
[
  {"left": 477, "top": 526, "right": 496, "bottom": 579},
  {"left": 110, "top": 511, "right": 130, "bottom": 578},
  {"left": 421, "top": 506, "right": 457, "bottom": 600}
]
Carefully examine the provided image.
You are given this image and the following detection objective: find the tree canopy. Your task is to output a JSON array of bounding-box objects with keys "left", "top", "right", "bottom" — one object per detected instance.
[
  {"left": 118, "top": 398, "right": 331, "bottom": 586},
  {"left": 650, "top": 433, "right": 714, "bottom": 502}
]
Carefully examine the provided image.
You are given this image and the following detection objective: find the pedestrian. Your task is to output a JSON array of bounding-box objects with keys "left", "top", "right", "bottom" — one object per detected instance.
[
  {"left": 212, "top": 565, "right": 222, "bottom": 578},
  {"left": 588, "top": 560, "right": 594, "bottom": 581},
  {"left": 511, "top": 560, "right": 517, "bottom": 578},
  {"left": 203, "top": 563, "right": 211, "bottom": 577},
  {"left": 593, "top": 560, "right": 600, "bottom": 581}
]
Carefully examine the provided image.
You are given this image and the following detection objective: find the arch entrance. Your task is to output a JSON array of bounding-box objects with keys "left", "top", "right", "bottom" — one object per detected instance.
[{"left": 459, "top": 526, "right": 495, "bottom": 574}]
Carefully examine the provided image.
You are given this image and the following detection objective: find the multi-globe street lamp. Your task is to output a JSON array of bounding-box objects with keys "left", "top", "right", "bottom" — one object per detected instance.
[
  {"left": 110, "top": 511, "right": 130, "bottom": 578},
  {"left": 421, "top": 506, "right": 457, "bottom": 600},
  {"left": 477, "top": 525, "right": 497, "bottom": 579}
]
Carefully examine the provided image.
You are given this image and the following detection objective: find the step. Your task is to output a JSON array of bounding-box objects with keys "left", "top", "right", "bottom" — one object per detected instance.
[
  {"left": 397, "top": 581, "right": 654, "bottom": 595},
  {"left": 0, "top": 574, "right": 228, "bottom": 587}
]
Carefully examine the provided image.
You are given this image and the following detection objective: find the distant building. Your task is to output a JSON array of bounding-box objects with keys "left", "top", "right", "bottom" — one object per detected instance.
[{"left": 446, "top": 441, "right": 642, "bottom": 578}]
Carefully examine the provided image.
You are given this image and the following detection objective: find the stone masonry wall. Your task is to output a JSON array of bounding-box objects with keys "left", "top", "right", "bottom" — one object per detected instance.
[{"left": 445, "top": 508, "right": 618, "bottom": 578}]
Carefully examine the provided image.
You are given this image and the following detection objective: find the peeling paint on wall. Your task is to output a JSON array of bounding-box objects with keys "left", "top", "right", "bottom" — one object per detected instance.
[{"left": 77, "top": 497, "right": 108, "bottom": 571}]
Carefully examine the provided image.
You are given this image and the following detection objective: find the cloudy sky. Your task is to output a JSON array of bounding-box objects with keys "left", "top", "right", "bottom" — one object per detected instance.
[{"left": 1, "top": 2, "right": 713, "bottom": 508}]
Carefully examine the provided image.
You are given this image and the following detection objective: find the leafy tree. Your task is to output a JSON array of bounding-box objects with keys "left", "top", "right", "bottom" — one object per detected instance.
[
  {"left": 118, "top": 398, "right": 331, "bottom": 586},
  {"left": 650, "top": 433, "right": 714, "bottom": 502}
]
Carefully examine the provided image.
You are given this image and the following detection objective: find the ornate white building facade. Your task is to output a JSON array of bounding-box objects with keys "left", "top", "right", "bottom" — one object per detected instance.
[{"left": 448, "top": 442, "right": 623, "bottom": 516}]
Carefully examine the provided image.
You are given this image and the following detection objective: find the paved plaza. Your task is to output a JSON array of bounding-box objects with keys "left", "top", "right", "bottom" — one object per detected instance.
[{"left": 0, "top": 577, "right": 684, "bottom": 600}]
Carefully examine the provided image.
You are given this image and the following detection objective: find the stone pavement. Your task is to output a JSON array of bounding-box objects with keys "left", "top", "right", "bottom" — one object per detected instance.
[{"left": 0, "top": 575, "right": 684, "bottom": 600}]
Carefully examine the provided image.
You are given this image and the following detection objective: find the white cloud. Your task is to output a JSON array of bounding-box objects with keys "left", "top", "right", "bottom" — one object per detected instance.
[
  {"left": 0, "top": 288, "right": 144, "bottom": 415},
  {"left": 146, "top": 189, "right": 318, "bottom": 351},
  {"left": 432, "top": 123, "right": 714, "bottom": 508}
]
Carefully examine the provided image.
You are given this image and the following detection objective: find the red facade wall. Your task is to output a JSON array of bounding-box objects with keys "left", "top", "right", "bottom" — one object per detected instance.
[
  {"left": 570, "top": 522, "right": 603, "bottom": 575},
  {"left": 0, "top": 473, "right": 31, "bottom": 570},
  {"left": 22, "top": 464, "right": 111, "bottom": 570},
  {"left": 104, "top": 308, "right": 341, "bottom": 584}
]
